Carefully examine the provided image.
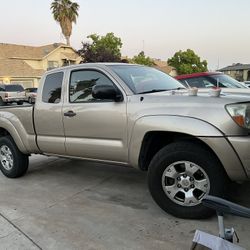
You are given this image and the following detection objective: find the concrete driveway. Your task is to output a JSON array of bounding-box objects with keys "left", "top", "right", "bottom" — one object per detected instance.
[{"left": 0, "top": 155, "right": 249, "bottom": 250}]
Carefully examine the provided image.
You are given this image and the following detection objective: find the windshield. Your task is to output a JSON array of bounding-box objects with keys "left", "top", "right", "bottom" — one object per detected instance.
[
  {"left": 109, "top": 65, "right": 185, "bottom": 94},
  {"left": 5, "top": 85, "right": 24, "bottom": 92},
  {"left": 180, "top": 74, "right": 245, "bottom": 89}
]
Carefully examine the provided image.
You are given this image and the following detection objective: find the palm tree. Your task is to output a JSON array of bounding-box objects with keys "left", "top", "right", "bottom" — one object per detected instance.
[{"left": 51, "top": 0, "right": 79, "bottom": 46}]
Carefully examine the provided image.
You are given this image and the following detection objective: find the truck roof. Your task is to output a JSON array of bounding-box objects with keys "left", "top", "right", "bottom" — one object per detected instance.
[{"left": 175, "top": 72, "right": 223, "bottom": 80}]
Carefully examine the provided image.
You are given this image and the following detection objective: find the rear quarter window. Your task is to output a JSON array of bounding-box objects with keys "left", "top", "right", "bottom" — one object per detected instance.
[{"left": 42, "top": 72, "right": 64, "bottom": 103}]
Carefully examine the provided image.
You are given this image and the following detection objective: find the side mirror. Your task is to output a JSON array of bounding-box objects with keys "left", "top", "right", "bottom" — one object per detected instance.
[{"left": 92, "top": 85, "right": 123, "bottom": 102}]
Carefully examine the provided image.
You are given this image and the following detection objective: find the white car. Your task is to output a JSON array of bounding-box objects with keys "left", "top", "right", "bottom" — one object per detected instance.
[
  {"left": 244, "top": 81, "right": 250, "bottom": 88},
  {"left": 0, "top": 84, "right": 26, "bottom": 105},
  {"left": 24, "top": 88, "right": 37, "bottom": 103}
]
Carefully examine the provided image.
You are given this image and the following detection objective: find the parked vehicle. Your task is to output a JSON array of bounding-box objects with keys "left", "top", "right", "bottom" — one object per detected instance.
[
  {"left": 175, "top": 72, "right": 250, "bottom": 96},
  {"left": 244, "top": 81, "right": 250, "bottom": 88},
  {"left": 0, "top": 84, "right": 25, "bottom": 105},
  {"left": 175, "top": 72, "right": 246, "bottom": 88},
  {"left": 24, "top": 88, "right": 37, "bottom": 103},
  {"left": 0, "top": 63, "right": 249, "bottom": 219}
]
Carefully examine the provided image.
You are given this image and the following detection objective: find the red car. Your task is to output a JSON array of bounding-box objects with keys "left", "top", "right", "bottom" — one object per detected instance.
[{"left": 175, "top": 72, "right": 246, "bottom": 89}]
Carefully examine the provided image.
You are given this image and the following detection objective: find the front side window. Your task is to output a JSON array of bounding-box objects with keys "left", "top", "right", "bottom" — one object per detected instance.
[
  {"left": 42, "top": 72, "right": 64, "bottom": 103},
  {"left": 69, "top": 70, "right": 115, "bottom": 103}
]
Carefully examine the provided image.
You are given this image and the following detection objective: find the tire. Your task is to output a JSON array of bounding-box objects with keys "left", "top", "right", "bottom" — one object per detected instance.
[
  {"left": 148, "top": 142, "right": 228, "bottom": 219},
  {"left": 0, "top": 97, "right": 5, "bottom": 106},
  {"left": 28, "top": 97, "right": 32, "bottom": 104},
  {"left": 0, "top": 136, "right": 29, "bottom": 178}
]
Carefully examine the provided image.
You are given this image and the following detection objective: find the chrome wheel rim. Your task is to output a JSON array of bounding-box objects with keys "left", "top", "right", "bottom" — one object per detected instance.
[
  {"left": 0, "top": 145, "right": 14, "bottom": 171},
  {"left": 162, "top": 161, "right": 210, "bottom": 207}
]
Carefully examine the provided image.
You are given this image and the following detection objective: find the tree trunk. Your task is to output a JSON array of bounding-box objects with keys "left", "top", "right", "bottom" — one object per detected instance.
[{"left": 66, "top": 36, "right": 70, "bottom": 46}]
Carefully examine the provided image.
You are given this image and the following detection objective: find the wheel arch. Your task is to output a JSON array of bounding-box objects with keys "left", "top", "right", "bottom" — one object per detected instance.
[
  {"left": 138, "top": 131, "right": 220, "bottom": 169},
  {"left": 0, "top": 120, "right": 28, "bottom": 154},
  {"left": 129, "top": 116, "right": 247, "bottom": 181}
]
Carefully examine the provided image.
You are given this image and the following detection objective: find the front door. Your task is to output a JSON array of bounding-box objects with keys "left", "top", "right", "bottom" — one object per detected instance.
[{"left": 63, "top": 69, "right": 128, "bottom": 163}]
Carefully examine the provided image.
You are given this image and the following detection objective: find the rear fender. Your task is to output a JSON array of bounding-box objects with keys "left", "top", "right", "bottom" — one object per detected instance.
[{"left": 0, "top": 116, "right": 35, "bottom": 154}]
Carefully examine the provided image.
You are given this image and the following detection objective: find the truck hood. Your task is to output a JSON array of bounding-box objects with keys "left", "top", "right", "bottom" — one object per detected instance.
[
  {"left": 198, "top": 87, "right": 250, "bottom": 97},
  {"left": 128, "top": 89, "right": 250, "bottom": 136}
]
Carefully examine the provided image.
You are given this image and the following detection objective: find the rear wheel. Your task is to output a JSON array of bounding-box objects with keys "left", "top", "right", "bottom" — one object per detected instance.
[
  {"left": 0, "top": 136, "right": 29, "bottom": 178},
  {"left": 148, "top": 142, "right": 228, "bottom": 219},
  {"left": 0, "top": 97, "right": 5, "bottom": 106}
]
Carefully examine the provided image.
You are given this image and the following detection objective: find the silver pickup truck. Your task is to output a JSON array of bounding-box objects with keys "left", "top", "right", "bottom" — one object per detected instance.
[{"left": 0, "top": 63, "right": 249, "bottom": 219}]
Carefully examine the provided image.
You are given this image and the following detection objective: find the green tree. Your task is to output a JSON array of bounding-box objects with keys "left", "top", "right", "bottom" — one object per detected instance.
[
  {"left": 78, "top": 33, "right": 123, "bottom": 62},
  {"left": 167, "top": 49, "right": 208, "bottom": 75},
  {"left": 51, "top": 0, "right": 79, "bottom": 46},
  {"left": 132, "top": 51, "right": 155, "bottom": 66}
]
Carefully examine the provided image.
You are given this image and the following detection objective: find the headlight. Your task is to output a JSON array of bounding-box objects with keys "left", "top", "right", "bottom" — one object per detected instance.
[{"left": 226, "top": 103, "right": 250, "bottom": 129}]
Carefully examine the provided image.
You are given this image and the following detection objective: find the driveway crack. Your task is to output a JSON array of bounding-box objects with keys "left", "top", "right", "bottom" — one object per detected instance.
[{"left": 0, "top": 212, "right": 42, "bottom": 250}]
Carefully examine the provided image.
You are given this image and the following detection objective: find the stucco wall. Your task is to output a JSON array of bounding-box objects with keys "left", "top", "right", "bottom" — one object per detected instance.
[{"left": 24, "top": 46, "right": 80, "bottom": 71}]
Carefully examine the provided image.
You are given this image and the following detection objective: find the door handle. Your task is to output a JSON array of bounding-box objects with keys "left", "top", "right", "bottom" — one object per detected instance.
[{"left": 64, "top": 110, "right": 76, "bottom": 117}]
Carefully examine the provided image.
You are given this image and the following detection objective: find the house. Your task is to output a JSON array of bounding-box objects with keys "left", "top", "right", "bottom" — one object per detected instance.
[
  {"left": 153, "top": 59, "right": 177, "bottom": 77},
  {"left": 0, "top": 43, "right": 81, "bottom": 88},
  {"left": 219, "top": 63, "right": 250, "bottom": 82}
]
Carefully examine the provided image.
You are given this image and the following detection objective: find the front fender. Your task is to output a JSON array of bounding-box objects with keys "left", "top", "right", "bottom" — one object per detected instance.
[
  {"left": 128, "top": 115, "right": 247, "bottom": 181},
  {"left": 129, "top": 115, "right": 223, "bottom": 167}
]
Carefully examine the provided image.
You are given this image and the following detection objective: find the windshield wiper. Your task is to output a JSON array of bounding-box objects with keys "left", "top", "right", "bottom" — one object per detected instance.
[
  {"left": 138, "top": 87, "right": 186, "bottom": 95},
  {"left": 138, "top": 89, "right": 168, "bottom": 94},
  {"left": 169, "top": 87, "right": 186, "bottom": 90}
]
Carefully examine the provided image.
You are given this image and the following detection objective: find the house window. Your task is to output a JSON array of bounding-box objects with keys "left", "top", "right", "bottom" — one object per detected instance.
[
  {"left": 63, "top": 59, "right": 76, "bottom": 66},
  {"left": 48, "top": 61, "right": 59, "bottom": 70}
]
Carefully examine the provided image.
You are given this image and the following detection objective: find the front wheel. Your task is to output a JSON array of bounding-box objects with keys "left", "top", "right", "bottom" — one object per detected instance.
[
  {"left": 0, "top": 136, "right": 29, "bottom": 178},
  {"left": 148, "top": 142, "right": 228, "bottom": 219}
]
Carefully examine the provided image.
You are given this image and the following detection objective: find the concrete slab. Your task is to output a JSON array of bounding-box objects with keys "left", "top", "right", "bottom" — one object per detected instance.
[{"left": 0, "top": 155, "right": 249, "bottom": 250}]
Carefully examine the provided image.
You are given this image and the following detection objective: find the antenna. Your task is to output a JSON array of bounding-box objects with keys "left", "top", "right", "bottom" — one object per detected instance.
[{"left": 217, "top": 57, "right": 220, "bottom": 70}]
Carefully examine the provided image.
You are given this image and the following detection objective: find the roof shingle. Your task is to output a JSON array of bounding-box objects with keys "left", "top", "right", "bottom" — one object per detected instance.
[
  {"left": 0, "top": 43, "right": 65, "bottom": 60},
  {"left": 219, "top": 63, "right": 250, "bottom": 71},
  {"left": 0, "top": 59, "right": 45, "bottom": 77}
]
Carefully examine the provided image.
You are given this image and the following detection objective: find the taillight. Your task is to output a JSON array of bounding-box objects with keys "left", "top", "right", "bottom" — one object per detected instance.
[{"left": 5, "top": 93, "right": 8, "bottom": 98}]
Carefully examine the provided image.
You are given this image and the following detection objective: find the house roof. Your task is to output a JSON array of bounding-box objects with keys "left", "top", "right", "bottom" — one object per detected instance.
[
  {"left": 153, "top": 60, "right": 176, "bottom": 74},
  {"left": 0, "top": 59, "right": 45, "bottom": 77},
  {"left": 0, "top": 43, "right": 67, "bottom": 60},
  {"left": 219, "top": 63, "right": 250, "bottom": 71}
]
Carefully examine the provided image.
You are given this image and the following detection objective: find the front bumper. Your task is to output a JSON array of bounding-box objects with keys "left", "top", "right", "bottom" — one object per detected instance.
[{"left": 228, "top": 136, "right": 250, "bottom": 178}]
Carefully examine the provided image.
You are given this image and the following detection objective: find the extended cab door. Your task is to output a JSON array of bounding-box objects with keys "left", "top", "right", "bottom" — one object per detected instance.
[
  {"left": 62, "top": 68, "right": 128, "bottom": 163},
  {"left": 34, "top": 71, "right": 66, "bottom": 154}
]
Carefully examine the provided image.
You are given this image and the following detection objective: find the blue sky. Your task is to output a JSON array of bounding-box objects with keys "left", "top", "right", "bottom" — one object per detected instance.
[{"left": 1, "top": 0, "right": 250, "bottom": 69}]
